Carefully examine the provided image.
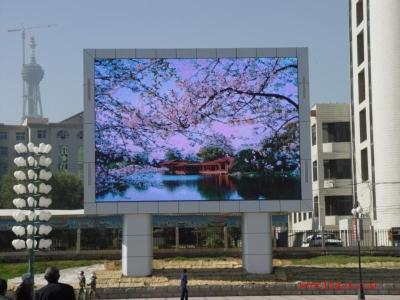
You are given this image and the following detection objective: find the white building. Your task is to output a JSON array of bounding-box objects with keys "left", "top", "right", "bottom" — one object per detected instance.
[
  {"left": 290, "top": 104, "right": 353, "bottom": 231},
  {"left": 349, "top": 0, "right": 400, "bottom": 231}
]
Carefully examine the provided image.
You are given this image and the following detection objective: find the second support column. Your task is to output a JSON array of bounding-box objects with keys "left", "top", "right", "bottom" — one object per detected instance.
[{"left": 122, "top": 213, "right": 153, "bottom": 276}]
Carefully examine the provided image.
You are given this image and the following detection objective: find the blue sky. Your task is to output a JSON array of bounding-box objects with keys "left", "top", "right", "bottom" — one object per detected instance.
[{"left": 0, "top": 0, "right": 350, "bottom": 123}]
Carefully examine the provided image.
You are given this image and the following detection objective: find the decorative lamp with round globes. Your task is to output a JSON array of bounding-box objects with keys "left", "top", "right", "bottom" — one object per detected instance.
[{"left": 11, "top": 142, "right": 53, "bottom": 292}]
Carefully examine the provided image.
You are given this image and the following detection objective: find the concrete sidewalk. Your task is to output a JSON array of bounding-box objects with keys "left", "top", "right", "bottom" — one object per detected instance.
[{"left": 116, "top": 296, "right": 400, "bottom": 300}]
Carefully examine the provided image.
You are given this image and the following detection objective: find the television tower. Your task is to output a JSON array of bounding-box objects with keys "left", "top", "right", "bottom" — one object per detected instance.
[
  {"left": 7, "top": 24, "right": 56, "bottom": 121},
  {"left": 21, "top": 37, "right": 45, "bottom": 119}
]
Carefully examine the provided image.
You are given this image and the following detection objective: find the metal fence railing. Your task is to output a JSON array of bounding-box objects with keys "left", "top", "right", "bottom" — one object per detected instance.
[
  {"left": 0, "top": 227, "right": 399, "bottom": 253},
  {"left": 280, "top": 229, "right": 397, "bottom": 248}
]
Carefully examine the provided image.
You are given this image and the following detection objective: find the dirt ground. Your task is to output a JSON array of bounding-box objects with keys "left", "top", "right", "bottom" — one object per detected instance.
[{"left": 92, "top": 258, "right": 400, "bottom": 288}]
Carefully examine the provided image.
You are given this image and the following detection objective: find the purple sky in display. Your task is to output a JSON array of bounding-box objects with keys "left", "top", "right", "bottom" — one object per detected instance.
[{"left": 97, "top": 57, "right": 298, "bottom": 161}]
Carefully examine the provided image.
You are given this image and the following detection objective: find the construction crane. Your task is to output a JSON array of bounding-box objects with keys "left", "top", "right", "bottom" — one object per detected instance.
[{"left": 8, "top": 24, "right": 56, "bottom": 65}]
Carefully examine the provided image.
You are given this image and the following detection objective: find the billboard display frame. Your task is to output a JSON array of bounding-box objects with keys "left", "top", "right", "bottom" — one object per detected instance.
[{"left": 84, "top": 48, "right": 311, "bottom": 215}]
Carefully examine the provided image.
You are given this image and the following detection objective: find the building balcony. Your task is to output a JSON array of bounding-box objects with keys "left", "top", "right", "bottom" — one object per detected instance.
[
  {"left": 323, "top": 179, "right": 352, "bottom": 189},
  {"left": 322, "top": 142, "right": 351, "bottom": 154}
]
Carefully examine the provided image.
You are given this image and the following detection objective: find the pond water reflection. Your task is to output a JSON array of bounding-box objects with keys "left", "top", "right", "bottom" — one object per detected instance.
[{"left": 96, "top": 173, "right": 301, "bottom": 202}]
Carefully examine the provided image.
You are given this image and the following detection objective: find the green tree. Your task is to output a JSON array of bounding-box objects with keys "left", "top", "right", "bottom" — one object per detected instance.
[
  {"left": 231, "top": 149, "right": 264, "bottom": 173},
  {"left": 197, "top": 146, "right": 226, "bottom": 162},
  {"left": 0, "top": 168, "right": 17, "bottom": 209},
  {"left": 49, "top": 172, "right": 83, "bottom": 209},
  {"left": 165, "top": 148, "right": 183, "bottom": 161}
]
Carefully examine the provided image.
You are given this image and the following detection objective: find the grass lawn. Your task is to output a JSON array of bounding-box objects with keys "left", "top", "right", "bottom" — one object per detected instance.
[
  {"left": 289, "top": 255, "right": 400, "bottom": 266},
  {"left": 2, "top": 255, "right": 400, "bottom": 280},
  {"left": 0, "top": 260, "right": 103, "bottom": 280}
]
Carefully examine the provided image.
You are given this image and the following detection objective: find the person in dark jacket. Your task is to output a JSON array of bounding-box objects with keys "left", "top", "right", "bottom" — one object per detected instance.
[
  {"left": 180, "top": 269, "right": 188, "bottom": 300},
  {"left": 15, "top": 273, "right": 34, "bottom": 300},
  {"left": 35, "top": 267, "right": 76, "bottom": 300},
  {"left": 0, "top": 278, "right": 12, "bottom": 300}
]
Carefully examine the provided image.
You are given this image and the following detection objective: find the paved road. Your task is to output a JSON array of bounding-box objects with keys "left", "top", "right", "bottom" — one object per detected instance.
[{"left": 115, "top": 296, "right": 400, "bottom": 300}]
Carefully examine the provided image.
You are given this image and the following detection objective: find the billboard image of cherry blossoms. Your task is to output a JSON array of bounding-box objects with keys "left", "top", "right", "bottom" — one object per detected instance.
[{"left": 95, "top": 57, "right": 301, "bottom": 202}]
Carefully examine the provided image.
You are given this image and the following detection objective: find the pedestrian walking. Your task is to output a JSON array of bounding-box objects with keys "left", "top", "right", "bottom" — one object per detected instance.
[
  {"left": 0, "top": 279, "right": 12, "bottom": 300},
  {"left": 77, "top": 271, "right": 86, "bottom": 300},
  {"left": 180, "top": 269, "right": 188, "bottom": 300},
  {"left": 87, "top": 272, "right": 97, "bottom": 299},
  {"left": 15, "top": 273, "right": 34, "bottom": 300},
  {"left": 35, "top": 267, "right": 76, "bottom": 300}
]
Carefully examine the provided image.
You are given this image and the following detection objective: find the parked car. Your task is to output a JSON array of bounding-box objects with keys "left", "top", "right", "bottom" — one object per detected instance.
[{"left": 301, "top": 233, "right": 342, "bottom": 247}]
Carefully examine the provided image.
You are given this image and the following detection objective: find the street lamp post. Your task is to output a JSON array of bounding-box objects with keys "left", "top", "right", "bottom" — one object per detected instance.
[
  {"left": 351, "top": 204, "right": 365, "bottom": 300},
  {"left": 12, "top": 142, "right": 53, "bottom": 297}
]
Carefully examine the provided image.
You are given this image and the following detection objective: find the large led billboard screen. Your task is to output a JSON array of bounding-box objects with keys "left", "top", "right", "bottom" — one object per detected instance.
[{"left": 94, "top": 55, "right": 301, "bottom": 202}]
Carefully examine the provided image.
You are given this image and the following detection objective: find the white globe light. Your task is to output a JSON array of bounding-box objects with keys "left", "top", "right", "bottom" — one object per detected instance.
[
  {"left": 356, "top": 206, "right": 363, "bottom": 214},
  {"left": 13, "top": 210, "right": 26, "bottom": 222},
  {"left": 351, "top": 208, "right": 357, "bottom": 216},
  {"left": 27, "top": 211, "right": 36, "bottom": 221},
  {"left": 26, "top": 225, "right": 38, "bottom": 235},
  {"left": 44, "top": 157, "right": 52, "bottom": 167},
  {"left": 12, "top": 239, "right": 26, "bottom": 250},
  {"left": 38, "top": 239, "right": 52, "bottom": 249},
  {"left": 27, "top": 156, "right": 36, "bottom": 167},
  {"left": 13, "top": 184, "right": 26, "bottom": 195},
  {"left": 38, "top": 143, "right": 46, "bottom": 153},
  {"left": 27, "top": 183, "right": 38, "bottom": 194},
  {"left": 27, "top": 142, "right": 35, "bottom": 153},
  {"left": 39, "top": 183, "right": 52, "bottom": 194},
  {"left": 12, "top": 226, "right": 26, "bottom": 237},
  {"left": 27, "top": 197, "right": 37, "bottom": 208},
  {"left": 44, "top": 144, "right": 52, "bottom": 154},
  {"left": 38, "top": 211, "right": 52, "bottom": 221},
  {"left": 39, "top": 170, "right": 52, "bottom": 181},
  {"left": 14, "top": 143, "right": 28, "bottom": 153},
  {"left": 38, "top": 196, "right": 52, "bottom": 208},
  {"left": 14, "top": 157, "right": 27, "bottom": 167},
  {"left": 39, "top": 156, "right": 46, "bottom": 166},
  {"left": 14, "top": 170, "right": 27, "bottom": 181},
  {"left": 13, "top": 198, "right": 26, "bottom": 209},
  {"left": 26, "top": 239, "right": 37, "bottom": 249},
  {"left": 27, "top": 169, "right": 37, "bottom": 180},
  {"left": 38, "top": 225, "right": 52, "bottom": 235}
]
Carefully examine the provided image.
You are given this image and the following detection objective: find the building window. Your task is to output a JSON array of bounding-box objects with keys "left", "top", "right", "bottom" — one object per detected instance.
[
  {"left": 322, "top": 122, "right": 350, "bottom": 143},
  {"left": 359, "top": 109, "right": 367, "bottom": 142},
  {"left": 294, "top": 213, "right": 297, "bottom": 223},
  {"left": 298, "top": 213, "right": 302, "bottom": 222},
  {"left": 358, "top": 69, "right": 366, "bottom": 103},
  {"left": 356, "top": 0, "right": 363, "bottom": 26},
  {"left": 311, "top": 124, "right": 316, "bottom": 146},
  {"left": 0, "top": 132, "right": 7, "bottom": 140},
  {"left": 357, "top": 31, "right": 364, "bottom": 66},
  {"left": 313, "top": 196, "right": 319, "bottom": 218},
  {"left": 313, "top": 161, "right": 318, "bottom": 181},
  {"left": 325, "top": 196, "right": 353, "bottom": 216},
  {"left": 0, "top": 146, "right": 8, "bottom": 156},
  {"left": 323, "top": 159, "right": 352, "bottom": 179},
  {"left": 361, "top": 148, "right": 368, "bottom": 181},
  {"left": 308, "top": 212, "right": 313, "bottom": 219},
  {"left": 37, "top": 130, "right": 47, "bottom": 139},
  {"left": 15, "top": 132, "right": 25, "bottom": 141},
  {"left": 303, "top": 212, "right": 307, "bottom": 220},
  {"left": 57, "top": 130, "right": 70, "bottom": 140}
]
